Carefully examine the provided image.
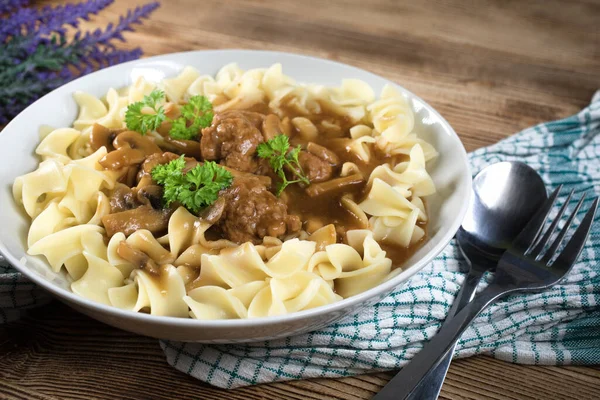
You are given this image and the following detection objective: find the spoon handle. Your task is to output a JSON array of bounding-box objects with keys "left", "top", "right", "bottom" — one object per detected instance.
[
  {"left": 372, "top": 283, "right": 507, "bottom": 400},
  {"left": 405, "top": 268, "right": 485, "bottom": 400}
]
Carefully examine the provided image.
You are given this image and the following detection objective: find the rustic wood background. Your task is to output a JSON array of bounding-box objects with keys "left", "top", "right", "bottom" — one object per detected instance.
[{"left": 2, "top": 0, "right": 600, "bottom": 399}]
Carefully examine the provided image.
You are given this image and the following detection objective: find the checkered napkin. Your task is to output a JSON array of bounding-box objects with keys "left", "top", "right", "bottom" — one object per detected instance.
[
  {"left": 3, "top": 92, "right": 600, "bottom": 389},
  {"left": 0, "top": 256, "right": 52, "bottom": 324}
]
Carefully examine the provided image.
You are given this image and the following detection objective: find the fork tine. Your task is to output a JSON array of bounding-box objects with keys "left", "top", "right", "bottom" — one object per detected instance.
[
  {"left": 549, "top": 197, "right": 598, "bottom": 271},
  {"left": 530, "top": 189, "right": 574, "bottom": 257},
  {"left": 541, "top": 193, "right": 586, "bottom": 262},
  {"left": 512, "top": 185, "right": 562, "bottom": 251}
]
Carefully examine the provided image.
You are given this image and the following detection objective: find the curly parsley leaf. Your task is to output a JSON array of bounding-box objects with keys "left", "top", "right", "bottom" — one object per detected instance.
[
  {"left": 124, "top": 89, "right": 167, "bottom": 134},
  {"left": 287, "top": 145, "right": 302, "bottom": 165},
  {"left": 168, "top": 95, "right": 214, "bottom": 140},
  {"left": 168, "top": 118, "right": 194, "bottom": 140},
  {"left": 257, "top": 134, "right": 310, "bottom": 196},
  {"left": 181, "top": 95, "right": 213, "bottom": 119},
  {"left": 151, "top": 154, "right": 185, "bottom": 182},
  {"left": 144, "top": 90, "right": 166, "bottom": 109},
  {"left": 151, "top": 156, "right": 233, "bottom": 214}
]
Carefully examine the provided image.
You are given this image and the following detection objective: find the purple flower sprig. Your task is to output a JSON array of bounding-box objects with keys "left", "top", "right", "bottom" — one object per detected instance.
[
  {"left": 0, "top": 0, "right": 29, "bottom": 15},
  {"left": 0, "top": 0, "right": 160, "bottom": 125}
]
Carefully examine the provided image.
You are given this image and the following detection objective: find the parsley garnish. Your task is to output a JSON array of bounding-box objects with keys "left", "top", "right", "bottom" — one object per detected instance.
[
  {"left": 124, "top": 90, "right": 167, "bottom": 134},
  {"left": 257, "top": 134, "right": 310, "bottom": 195},
  {"left": 125, "top": 90, "right": 214, "bottom": 140},
  {"left": 169, "top": 95, "right": 214, "bottom": 140},
  {"left": 143, "top": 90, "right": 165, "bottom": 108},
  {"left": 151, "top": 155, "right": 233, "bottom": 214}
]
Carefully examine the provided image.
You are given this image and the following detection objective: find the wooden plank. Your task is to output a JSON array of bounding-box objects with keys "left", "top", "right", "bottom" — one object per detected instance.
[
  {"left": 0, "top": 380, "right": 58, "bottom": 400},
  {"left": 4, "top": 0, "right": 600, "bottom": 399},
  {"left": 2, "top": 303, "right": 600, "bottom": 400}
]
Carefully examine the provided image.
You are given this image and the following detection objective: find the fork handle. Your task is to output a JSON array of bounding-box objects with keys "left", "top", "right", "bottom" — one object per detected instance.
[
  {"left": 372, "top": 283, "right": 509, "bottom": 400},
  {"left": 405, "top": 268, "right": 485, "bottom": 400}
]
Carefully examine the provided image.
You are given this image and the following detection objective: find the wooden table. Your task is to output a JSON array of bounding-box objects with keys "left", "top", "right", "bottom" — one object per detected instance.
[{"left": 2, "top": 0, "right": 600, "bottom": 399}]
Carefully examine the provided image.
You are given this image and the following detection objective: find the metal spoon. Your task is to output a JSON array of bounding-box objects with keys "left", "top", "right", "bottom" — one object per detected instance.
[{"left": 376, "top": 161, "right": 547, "bottom": 400}]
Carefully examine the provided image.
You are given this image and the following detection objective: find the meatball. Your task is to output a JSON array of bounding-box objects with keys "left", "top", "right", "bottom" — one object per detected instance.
[
  {"left": 218, "top": 175, "right": 301, "bottom": 244},
  {"left": 298, "top": 151, "right": 333, "bottom": 182},
  {"left": 200, "top": 111, "right": 264, "bottom": 173}
]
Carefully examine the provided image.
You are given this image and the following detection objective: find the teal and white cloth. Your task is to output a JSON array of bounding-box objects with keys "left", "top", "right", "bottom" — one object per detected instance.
[
  {"left": 2, "top": 92, "right": 600, "bottom": 389},
  {"left": 0, "top": 256, "right": 52, "bottom": 324}
]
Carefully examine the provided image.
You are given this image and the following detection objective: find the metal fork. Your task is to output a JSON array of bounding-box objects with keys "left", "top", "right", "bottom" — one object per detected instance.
[{"left": 373, "top": 187, "right": 598, "bottom": 400}]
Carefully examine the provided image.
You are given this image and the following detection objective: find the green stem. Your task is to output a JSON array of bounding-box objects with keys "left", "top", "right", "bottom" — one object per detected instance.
[{"left": 283, "top": 159, "right": 310, "bottom": 185}]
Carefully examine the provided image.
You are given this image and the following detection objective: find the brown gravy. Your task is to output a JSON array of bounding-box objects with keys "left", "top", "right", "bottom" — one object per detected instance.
[
  {"left": 101, "top": 98, "right": 427, "bottom": 279},
  {"left": 276, "top": 101, "right": 423, "bottom": 267}
]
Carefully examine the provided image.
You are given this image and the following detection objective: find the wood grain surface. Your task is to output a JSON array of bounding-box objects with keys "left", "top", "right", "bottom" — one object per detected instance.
[{"left": 2, "top": 0, "right": 600, "bottom": 399}]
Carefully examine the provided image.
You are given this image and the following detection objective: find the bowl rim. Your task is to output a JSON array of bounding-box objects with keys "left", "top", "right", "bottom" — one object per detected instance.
[{"left": 0, "top": 49, "right": 472, "bottom": 328}]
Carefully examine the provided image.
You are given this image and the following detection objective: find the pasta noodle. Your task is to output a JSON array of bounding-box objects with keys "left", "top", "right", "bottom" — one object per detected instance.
[
  {"left": 108, "top": 264, "right": 189, "bottom": 317},
  {"left": 13, "top": 62, "right": 438, "bottom": 319}
]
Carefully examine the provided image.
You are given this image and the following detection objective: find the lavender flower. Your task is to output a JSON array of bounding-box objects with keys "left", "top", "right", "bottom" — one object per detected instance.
[
  {"left": 0, "top": 0, "right": 30, "bottom": 15},
  {"left": 0, "top": 0, "right": 160, "bottom": 125}
]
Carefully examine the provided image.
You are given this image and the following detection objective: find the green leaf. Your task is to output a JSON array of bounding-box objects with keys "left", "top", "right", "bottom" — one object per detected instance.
[
  {"left": 144, "top": 90, "right": 166, "bottom": 108},
  {"left": 189, "top": 95, "right": 213, "bottom": 112},
  {"left": 287, "top": 145, "right": 302, "bottom": 164},
  {"left": 168, "top": 95, "right": 214, "bottom": 140},
  {"left": 257, "top": 142, "right": 274, "bottom": 159},
  {"left": 169, "top": 117, "right": 198, "bottom": 140},
  {"left": 197, "top": 110, "right": 214, "bottom": 129},
  {"left": 151, "top": 157, "right": 233, "bottom": 214},
  {"left": 151, "top": 154, "right": 185, "bottom": 183},
  {"left": 271, "top": 134, "right": 290, "bottom": 154},
  {"left": 256, "top": 134, "right": 310, "bottom": 195},
  {"left": 124, "top": 89, "right": 167, "bottom": 134}
]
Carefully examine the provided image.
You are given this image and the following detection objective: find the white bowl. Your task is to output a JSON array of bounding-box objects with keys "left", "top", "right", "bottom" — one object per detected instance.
[{"left": 0, "top": 50, "right": 471, "bottom": 343}]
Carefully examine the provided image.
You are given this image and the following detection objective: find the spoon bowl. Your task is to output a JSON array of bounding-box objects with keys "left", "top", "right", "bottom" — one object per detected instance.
[{"left": 461, "top": 161, "right": 547, "bottom": 251}]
